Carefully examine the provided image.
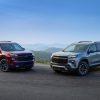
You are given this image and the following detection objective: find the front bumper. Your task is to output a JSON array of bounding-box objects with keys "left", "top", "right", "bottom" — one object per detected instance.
[
  {"left": 9, "top": 60, "right": 34, "bottom": 69},
  {"left": 50, "top": 62, "right": 77, "bottom": 71}
]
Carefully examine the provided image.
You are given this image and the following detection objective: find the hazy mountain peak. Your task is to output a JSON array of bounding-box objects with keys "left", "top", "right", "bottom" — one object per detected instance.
[{"left": 22, "top": 43, "right": 67, "bottom": 51}]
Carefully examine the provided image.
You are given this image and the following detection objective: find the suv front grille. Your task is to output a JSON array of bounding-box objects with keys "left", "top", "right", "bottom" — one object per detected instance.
[
  {"left": 52, "top": 56, "right": 68, "bottom": 64},
  {"left": 16, "top": 53, "right": 33, "bottom": 61}
]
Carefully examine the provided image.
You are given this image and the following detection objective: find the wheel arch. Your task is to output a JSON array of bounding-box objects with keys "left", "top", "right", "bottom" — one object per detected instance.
[
  {"left": 0, "top": 56, "right": 6, "bottom": 61},
  {"left": 79, "top": 58, "right": 89, "bottom": 66}
]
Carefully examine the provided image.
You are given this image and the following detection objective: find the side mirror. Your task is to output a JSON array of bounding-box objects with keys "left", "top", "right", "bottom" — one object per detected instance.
[
  {"left": 88, "top": 50, "right": 95, "bottom": 54},
  {"left": 62, "top": 50, "right": 64, "bottom": 52},
  {"left": 22, "top": 48, "right": 25, "bottom": 51}
]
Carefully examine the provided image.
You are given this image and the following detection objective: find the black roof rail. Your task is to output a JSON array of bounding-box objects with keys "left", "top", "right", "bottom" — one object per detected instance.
[
  {"left": 0, "top": 41, "right": 12, "bottom": 42},
  {"left": 94, "top": 41, "right": 100, "bottom": 43},
  {"left": 78, "top": 41, "right": 92, "bottom": 43}
]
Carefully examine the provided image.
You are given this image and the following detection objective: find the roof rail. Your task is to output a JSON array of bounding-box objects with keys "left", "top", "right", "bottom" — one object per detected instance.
[
  {"left": 94, "top": 41, "right": 100, "bottom": 43},
  {"left": 78, "top": 41, "right": 92, "bottom": 43},
  {"left": 0, "top": 41, "right": 11, "bottom": 42}
]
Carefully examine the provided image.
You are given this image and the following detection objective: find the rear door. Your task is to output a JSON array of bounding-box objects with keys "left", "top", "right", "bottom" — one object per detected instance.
[
  {"left": 88, "top": 44, "right": 98, "bottom": 65},
  {"left": 95, "top": 43, "right": 100, "bottom": 64}
]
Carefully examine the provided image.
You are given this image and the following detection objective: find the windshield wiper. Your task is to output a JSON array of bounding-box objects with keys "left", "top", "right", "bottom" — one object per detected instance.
[
  {"left": 63, "top": 50, "right": 75, "bottom": 52},
  {"left": 68, "top": 51, "right": 75, "bottom": 52}
]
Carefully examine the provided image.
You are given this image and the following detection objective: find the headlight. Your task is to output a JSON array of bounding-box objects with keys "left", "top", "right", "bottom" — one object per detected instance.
[
  {"left": 68, "top": 55, "right": 78, "bottom": 59},
  {"left": 7, "top": 53, "right": 18, "bottom": 57},
  {"left": 51, "top": 55, "right": 53, "bottom": 58},
  {"left": 30, "top": 50, "right": 35, "bottom": 56},
  {"left": 11, "top": 54, "right": 18, "bottom": 57}
]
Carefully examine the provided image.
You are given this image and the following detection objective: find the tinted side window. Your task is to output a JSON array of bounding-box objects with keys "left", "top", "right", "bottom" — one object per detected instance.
[
  {"left": 96, "top": 43, "right": 100, "bottom": 51},
  {"left": 89, "top": 44, "right": 97, "bottom": 52}
]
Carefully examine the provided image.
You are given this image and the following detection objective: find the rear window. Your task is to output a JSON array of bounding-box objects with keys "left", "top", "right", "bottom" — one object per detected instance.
[{"left": 96, "top": 43, "right": 100, "bottom": 51}]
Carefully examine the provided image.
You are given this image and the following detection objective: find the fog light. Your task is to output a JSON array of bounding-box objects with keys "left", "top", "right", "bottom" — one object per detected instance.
[
  {"left": 12, "top": 58, "right": 15, "bottom": 60},
  {"left": 71, "top": 60, "right": 75, "bottom": 63},
  {"left": 69, "top": 60, "right": 76, "bottom": 67},
  {"left": 16, "top": 65, "right": 19, "bottom": 68}
]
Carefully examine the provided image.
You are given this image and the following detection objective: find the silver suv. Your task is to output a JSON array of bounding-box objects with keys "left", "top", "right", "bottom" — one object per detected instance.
[{"left": 50, "top": 41, "right": 100, "bottom": 76}]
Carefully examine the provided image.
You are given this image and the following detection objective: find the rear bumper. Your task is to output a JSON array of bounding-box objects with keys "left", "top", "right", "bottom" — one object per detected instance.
[{"left": 9, "top": 60, "right": 34, "bottom": 69}]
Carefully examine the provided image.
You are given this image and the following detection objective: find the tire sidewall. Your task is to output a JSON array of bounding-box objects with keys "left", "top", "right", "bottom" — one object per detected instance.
[
  {"left": 77, "top": 61, "right": 89, "bottom": 76},
  {"left": 0, "top": 59, "right": 9, "bottom": 72}
]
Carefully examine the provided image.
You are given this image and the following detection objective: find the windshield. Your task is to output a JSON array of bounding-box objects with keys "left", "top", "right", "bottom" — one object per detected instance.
[
  {"left": 63, "top": 44, "right": 89, "bottom": 53},
  {"left": 0, "top": 43, "right": 24, "bottom": 51}
]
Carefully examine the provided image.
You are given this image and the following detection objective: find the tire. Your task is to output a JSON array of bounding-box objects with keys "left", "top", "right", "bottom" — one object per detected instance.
[
  {"left": 77, "top": 61, "right": 89, "bottom": 76},
  {"left": 0, "top": 59, "right": 10, "bottom": 72}
]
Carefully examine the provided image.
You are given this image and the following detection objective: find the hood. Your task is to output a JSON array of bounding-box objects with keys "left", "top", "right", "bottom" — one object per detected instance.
[
  {"left": 52, "top": 51, "right": 82, "bottom": 57},
  {"left": 9, "top": 50, "right": 33, "bottom": 55}
]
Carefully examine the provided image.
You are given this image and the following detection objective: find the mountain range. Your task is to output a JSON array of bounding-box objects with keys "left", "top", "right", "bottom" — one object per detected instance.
[
  {"left": 22, "top": 44, "right": 67, "bottom": 64},
  {"left": 22, "top": 43, "right": 67, "bottom": 51}
]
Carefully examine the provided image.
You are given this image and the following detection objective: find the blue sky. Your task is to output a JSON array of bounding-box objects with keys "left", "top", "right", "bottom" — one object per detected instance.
[{"left": 0, "top": 0, "right": 100, "bottom": 44}]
